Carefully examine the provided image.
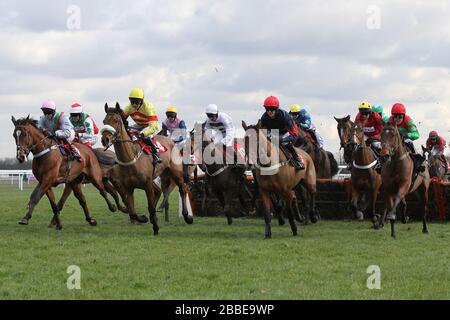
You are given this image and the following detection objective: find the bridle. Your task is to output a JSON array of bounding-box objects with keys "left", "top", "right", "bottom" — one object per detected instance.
[{"left": 14, "top": 125, "right": 56, "bottom": 159}]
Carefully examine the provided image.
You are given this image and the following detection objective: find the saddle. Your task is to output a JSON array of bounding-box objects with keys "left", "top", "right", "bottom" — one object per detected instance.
[
  {"left": 299, "top": 128, "right": 317, "bottom": 146},
  {"left": 128, "top": 131, "right": 168, "bottom": 155},
  {"left": 58, "top": 141, "right": 82, "bottom": 162}
]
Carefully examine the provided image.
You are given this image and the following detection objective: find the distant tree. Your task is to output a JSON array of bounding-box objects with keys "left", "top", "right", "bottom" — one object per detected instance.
[{"left": 0, "top": 157, "right": 32, "bottom": 170}]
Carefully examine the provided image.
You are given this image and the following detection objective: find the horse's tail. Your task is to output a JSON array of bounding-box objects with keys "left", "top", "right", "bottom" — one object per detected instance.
[
  {"left": 327, "top": 151, "right": 339, "bottom": 177},
  {"left": 92, "top": 148, "right": 117, "bottom": 166}
]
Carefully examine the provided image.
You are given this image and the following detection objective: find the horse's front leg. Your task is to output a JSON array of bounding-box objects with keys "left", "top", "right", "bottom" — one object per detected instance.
[
  {"left": 70, "top": 182, "right": 97, "bottom": 226},
  {"left": 260, "top": 191, "right": 273, "bottom": 239},
  {"left": 145, "top": 184, "right": 159, "bottom": 235},
  {"left": 351, "top": 188, "right": 364, "bottom": 221},
  {"left": 56, "top": 183, "right": 72, "bottom": 212},
  {"left": 19, "top": 178, "right": 55, "bottom": 225},
  {"left": 283, "top": 190, "right": 297, "bottom": 236}
]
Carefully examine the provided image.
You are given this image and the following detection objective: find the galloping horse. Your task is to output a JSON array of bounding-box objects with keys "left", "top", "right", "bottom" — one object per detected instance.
[
  {"left": 379, "top": 123, "right": 430, "bottom": 238},
  {"left": 11, "top": 116, "right": 115, "bottom": 229},
  {"left": 350, "top": 122, "right": 382, "bottom": 223},
  {"left": 242, "top": 120, "right": 317, "bottom": 239},
  {"left": 101, "top": 103, "right": 193, "bottom": 235},
  {"left": 421, "top": 146, "right": 448, "bottom": 181},
  {"left": 334, "top": 115, "right": 355, "bottom": 165},
  {"left": 190, "top": 123, "right": 254, "bottom": 225}
]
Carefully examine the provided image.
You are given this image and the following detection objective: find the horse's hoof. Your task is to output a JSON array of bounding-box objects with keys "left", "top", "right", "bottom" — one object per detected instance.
[
  {"left": 89, "top": 219, "right": 97, "bottom": 226},
  {"left": 422, "top": 229, "right": 429, "bottom": 234},
  {"left": 278, "top": 220, "right": 285, "bottom": 226},
  {"left": 56, "top": 225, "right": 63, "bottom": 230},
  {"left": 153, "top": 230, "right": 159, "bottom": 236},
  {"left": 264, "top": 235, "right": 271, "bottom": 239},
  {"left": 109, "top": 205, "right": 117, "bottom": 213},
  {"left": 310, "top": 216, "right": 318, "bottom": 224},
  {"left": 292, "top": 230, "right": 298, "bottom": 236},
  {"left": 138, "top": 215, "right": 149, "bottom": 223},
  {"left": 18, "top": 219, "right": 28, "bottom": 225},
  {"left": 184, "top": 215, "right": 194, "bottom": 225}
]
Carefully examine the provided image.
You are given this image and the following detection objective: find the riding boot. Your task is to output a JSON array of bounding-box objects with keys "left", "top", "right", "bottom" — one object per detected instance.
[
  {"left": 62, "top": 138, "right": 81, "bottom": 161},
  {"left": 142, "top": 136, "right": 162, "bottom": 164},
  {"left": 284, "top": 142, "right": 305, "bottom": 170}
]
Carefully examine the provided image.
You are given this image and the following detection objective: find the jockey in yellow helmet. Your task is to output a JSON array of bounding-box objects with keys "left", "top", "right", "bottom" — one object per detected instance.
[{"left": 123, "top": 87, "right": 161, "bottom": 164}]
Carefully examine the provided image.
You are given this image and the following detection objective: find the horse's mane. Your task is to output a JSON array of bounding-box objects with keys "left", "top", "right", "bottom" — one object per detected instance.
[{"left": 15, "top": 117, "right": 38, "bottom": 128}]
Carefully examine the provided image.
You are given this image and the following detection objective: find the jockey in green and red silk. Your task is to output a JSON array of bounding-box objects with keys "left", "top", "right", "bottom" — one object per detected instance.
[
  {"left": 388, "top": 103, "right": 420, "bottom": 153},
  {"left": 69, "top": 103, "right": 99, "bottom": 148},
  {"left": 353, "top": 100, "right": 384, "bottom": 152},
  {"left": 371, "top": 104, "right": 389, "bottom": 124},
  {"left": 260, "top": 95, "right": 304, "bottom": 170},
  {"left": 37, "top": 100, "right": 81, "bottom": 160}
]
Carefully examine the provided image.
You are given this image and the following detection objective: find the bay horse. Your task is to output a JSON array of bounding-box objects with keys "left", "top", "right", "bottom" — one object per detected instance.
[
  {"left": 378, "top": 123, "right": 430, "bottom": 238},
  {"left": 421, "top": 145, "right": 447, "bottom": 181},
  {"left": 189, "top": 123, "right": 254, "bottom": 225},
  {"left": 11, "top": 116, "right": 115, "bottom": 229},
  {"left": 334, "top": 115, "right": 355, "bottom": 165},
  {"left": 242, "top": 120, "right": 317, "bottom": 239},
  {"left": 101, "top": 103, "right": 193, "bottom": 235},
  {"left": 350, "top": 122, "right": 382, "bottom": 224}
]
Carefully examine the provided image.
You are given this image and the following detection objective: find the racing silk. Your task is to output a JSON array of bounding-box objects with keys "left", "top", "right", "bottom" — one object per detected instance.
[
  {"left": 161, "top": 116, "right": 187, "bottom": 143},
  {"left": 354, "top": 111, "right": 383, "bottom": 139},
  {"left": 123, "top": 101, "right": 159, "bottom": 137},
  {"left": 37, "top": 111, "right": 75, "bottom": 141},
  {"left": 388, "top": 114, "right": 420, "bottom": 140},
  {"left": 261, "top": 109, "right": 298, "bottom": 143},
  {"left": 426, "top": 136, "right": 446, "bottom": 153},
  {"left": 295, "top": 109, "right": 314, "bottom": 131},
  {"left": 203, "top": 112, "right": 235, "bottom": 147},
  {"left": 69, "top": 113, "right": 98, "bottom": 146},
  {"left": 380, "top": 113, "right": 389, "bottom": 124}
]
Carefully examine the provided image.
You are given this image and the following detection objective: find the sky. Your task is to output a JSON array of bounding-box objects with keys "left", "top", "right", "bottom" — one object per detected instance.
[{"left": 2, "top": 0, "right": 450, "bottom": 160}]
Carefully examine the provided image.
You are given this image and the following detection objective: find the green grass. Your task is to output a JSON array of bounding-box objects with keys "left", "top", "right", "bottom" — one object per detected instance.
[{"left": 0, "top": 182, "right": 449, "bottom": 299}]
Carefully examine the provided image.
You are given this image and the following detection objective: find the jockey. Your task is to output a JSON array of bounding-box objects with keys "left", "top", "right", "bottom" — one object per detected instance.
[
  {"left": 354, "top": 101, "right": 383, "bottom": 153},
  {"left": 159, "top": 105, "right": 187, "bottom": 145},
  {"left": 371, "top": 104, "right": 389, "bottom": 124},
  {"left": 260, "top": 96, "right": 304, "bottom": 170},
  {"left": 389, "top": 102, "right": 425, "bottom": 172},
  {"left": 202, "top": 104, "right": 239, "bottom": 166},
  {"left": 123, "top": 87, "right": 161, "bottom": 164},
  {"left": 37, "top": 100, "right": 81, "bottom": 160},
  {"left": 426, "top": 131, "right": 447, "bottom": 167},
  {"left": 69, "top": 103, "right": 98, "bottom": 148},
  {"left": 289, "top": 104, "right": 324, "bottom": 149}
]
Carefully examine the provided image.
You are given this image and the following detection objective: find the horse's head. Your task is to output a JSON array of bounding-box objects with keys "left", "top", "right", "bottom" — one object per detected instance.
[
  {"left": 101, "top": 102, "right": 127, "bottom": 148},
  {"left": 380, "top": 123, "right": 400, "bottom": 157},
  {"left": 354, "top": 122, "right": 366, "bottom": 147},
  {"left": 334, "top": 115, "right": 353, "bottom": 148},
  {"left": 11, "top": 115, "right": 41, "bottom": 163}
]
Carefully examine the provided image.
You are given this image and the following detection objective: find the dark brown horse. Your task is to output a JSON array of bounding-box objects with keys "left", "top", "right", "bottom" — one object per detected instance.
[
  {"left": 11, "top": 116, "right": 115, "bottom": 229},
  {"left": 334, "top": 115, "right": 355, "bottom": 165},
  {"left": 189, "top": 123, "right": 254, "bottom": 225},
  {"left": 378, "top": 123, "right": 430, "bottom": 238},
  {"left": 350, "top": 122, "right": 382, "bottom": 224},
  {"left": 101, "top": 103, "right": 193, "bottom": 235},
  {"left": 242, "top": 120, "right": 317, "bottom": 238},
  {"left": 421, "top": 145, "right": 447, "bottom": 181}
]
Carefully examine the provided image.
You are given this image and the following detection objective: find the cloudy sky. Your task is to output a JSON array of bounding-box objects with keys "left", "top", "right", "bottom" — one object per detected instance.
[{"left": 2, "top": 0, "right": 450, "bottom": 159}]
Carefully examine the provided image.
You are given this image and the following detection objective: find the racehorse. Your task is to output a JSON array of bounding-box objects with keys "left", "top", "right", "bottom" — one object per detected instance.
[
  {"left": 294, "top": 124, "right": 338, "bottom": 179},
  {"left": 11, "top": 116, "right": 115, "bottom": 229},
  {"left": 189, "top": 123, "right": 254, "bottom": 225},
  {"left": 242, "top": 120, "right": 317, "bottom": 239},
  {"left": 421, "top": 145, "right": 447, "bottom": 181},
  {"left": 334, "top": 115, "right": 355, "bottom": 165},
  {"left": 378, "top": 123, "right": 430, "bottom": 238},
  {"left": 350, "top": 122, "right": 382, "bottom": 224},
  {"left": 101, "top": 103, "right": 193, "bottom": 235}
]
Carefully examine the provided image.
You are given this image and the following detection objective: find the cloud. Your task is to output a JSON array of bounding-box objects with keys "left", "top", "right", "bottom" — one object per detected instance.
[{"left": 2, "top": 0, "right": 450, "bottom": 160}]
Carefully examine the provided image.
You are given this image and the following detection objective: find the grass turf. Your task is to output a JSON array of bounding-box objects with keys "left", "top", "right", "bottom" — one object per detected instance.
[{"left": 0, "top": 182, "right": 449, "bottom": 299}]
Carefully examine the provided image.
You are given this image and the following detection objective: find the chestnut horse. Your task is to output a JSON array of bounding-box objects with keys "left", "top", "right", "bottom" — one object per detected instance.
[
  {"left": 421, "top": 145, "right": 447, "bottom": 181},
  {"left": 242, "top": 120, "right": 317, "bottom": 239},
  {"left": 378, "top": 123, "right": 430, "bottom": 238},
  {"left": 101, "top": 103, "right": 193, "bottom": 235},
  {"left": 11, "top": 116, "right": 115, "bottom": 229},
  {"left": 350, "top": 122, "right": 382, "bottom": 224}
]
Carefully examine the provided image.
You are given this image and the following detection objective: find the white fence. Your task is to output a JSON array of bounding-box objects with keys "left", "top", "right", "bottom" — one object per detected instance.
[{"left": 0, "top": 170, "right": 34, "bottom": 190}]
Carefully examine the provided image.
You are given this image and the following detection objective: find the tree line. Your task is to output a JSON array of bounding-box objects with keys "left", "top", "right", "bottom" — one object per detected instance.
[{"left": 0, "top": 158, "right": 32, "bottom": 170}]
